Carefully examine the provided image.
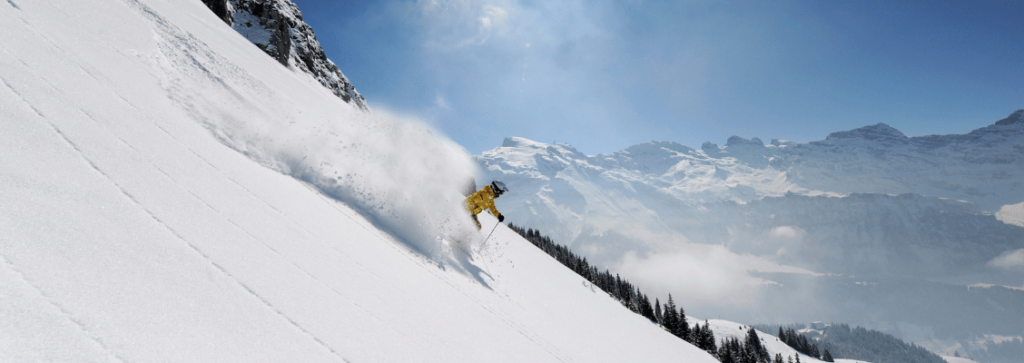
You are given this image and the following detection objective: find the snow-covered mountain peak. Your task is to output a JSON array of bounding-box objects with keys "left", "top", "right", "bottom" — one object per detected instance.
[
  {"left": 825, "top": 123, "right": 908, "bottom": 142},
  {"left": 624, "top": 140, "right": 695, "bottom": 155},
  {"left": 727, "top": 135, "right": 767, "bottom": 148},
  {"left": 994, "top": 109, "right": 1024, "bottom": 126},
  {"left": 500, "top": 136, "right": 583, "bottom": 154},
  {"left": 612, "top": 141, "right": 695, "bottom": 174}
]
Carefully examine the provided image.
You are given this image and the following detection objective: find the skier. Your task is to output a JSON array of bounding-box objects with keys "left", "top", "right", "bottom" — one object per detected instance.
[{"left": 465, "top": 180, "right": 508, "bottom": 229}]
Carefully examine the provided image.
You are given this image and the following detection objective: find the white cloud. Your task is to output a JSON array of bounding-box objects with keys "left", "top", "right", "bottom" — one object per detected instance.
[
  {"left": 769, "top": 225, "right": 804, "bottom": 239},
  {"left": 996, "top": 201, "right": 1024, "bottom": 227},
  {"left": 988, "top": 248, "right": 1024, "bottom": 272}
]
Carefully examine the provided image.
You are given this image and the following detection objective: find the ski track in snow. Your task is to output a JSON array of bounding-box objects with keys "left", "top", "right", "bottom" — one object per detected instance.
[
  {"left": 4, "top": 52, "right": 354, "bottom": 361},
  {"left": 147, "top": 163, "right": 437, "bottom": 357},
  {"left": 47, "top": 123, "right": 350, "bottom": 362},
  {"left": 0, "top": 255, "right": 127, "bottom": 363}
]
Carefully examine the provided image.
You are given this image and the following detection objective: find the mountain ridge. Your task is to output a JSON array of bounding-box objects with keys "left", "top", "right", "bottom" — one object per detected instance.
[
  {"left": 475, "top": 110, "right": 1024, "bottom": 352},
  {"left": 201, "top": 0, "right": 368, "bottom": 109}
]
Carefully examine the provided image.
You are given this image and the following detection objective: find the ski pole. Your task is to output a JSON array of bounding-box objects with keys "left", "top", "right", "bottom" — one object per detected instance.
[{"left": 482, "top": 220, "right": 500, "bottom": 245}]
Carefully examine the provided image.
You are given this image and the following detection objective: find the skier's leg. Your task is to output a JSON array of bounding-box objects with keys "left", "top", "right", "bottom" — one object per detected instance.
[{"left": 472, "top": 214, "right": 481, "bottom": 229}]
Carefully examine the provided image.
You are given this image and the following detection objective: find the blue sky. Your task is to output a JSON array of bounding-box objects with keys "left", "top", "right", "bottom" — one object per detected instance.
[{"left": 292, "top": 0, "right": 1023, "bottom": 155}]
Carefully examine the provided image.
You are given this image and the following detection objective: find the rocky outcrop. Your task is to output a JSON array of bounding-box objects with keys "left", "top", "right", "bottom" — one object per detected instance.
[{"left": 201, "top": 0, "right": 368, "bottom": 110}]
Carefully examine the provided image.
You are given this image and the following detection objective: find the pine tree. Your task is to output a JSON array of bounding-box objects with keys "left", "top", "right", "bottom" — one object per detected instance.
[
  {"left": 719, "top": 344, "right": 735, "bottom": 363},
  {"left": 742, "top": 343, "right": 757, "bottom": 363},
  {"left": 822, "top": 348, "right": 834, "bottom": 362},
  {"left": 677, "top": 304, "right": 690, "bottom": 342},
  {"left": 774, "top": 353, "right": 784, "bottom": 363},
  {"left": 639, "top": 292, "right": 655, "bottom": 322},
  {"left": 746, "top": 327, "right": 767, "bottom": 363},
  {"left": 654, "top": 298, "right": 662, "bottom": 325},
  {"left": 662, "top": 295, "right": 679, "bottom": 337},
  {"left": 700, "top": 321, "right": 718, "bottom": 357}
]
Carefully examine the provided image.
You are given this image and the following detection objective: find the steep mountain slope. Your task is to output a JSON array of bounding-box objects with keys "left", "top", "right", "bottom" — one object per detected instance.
[{"left": 0, "top": 0, "right": 718, "bottom": 361}]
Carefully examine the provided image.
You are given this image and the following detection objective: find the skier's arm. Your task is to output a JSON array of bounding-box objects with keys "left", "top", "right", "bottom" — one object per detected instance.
[{"left": 486, "top": 200, "right": 503, "bottom": 222}]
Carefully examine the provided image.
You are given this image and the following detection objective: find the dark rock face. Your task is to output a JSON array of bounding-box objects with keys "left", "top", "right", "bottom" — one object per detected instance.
[
  {"left": 202, "top": 0, "right": 232, "bottom": 24},
  {"left": 201, "top": 0, "right": 368, "bottom": 110}
]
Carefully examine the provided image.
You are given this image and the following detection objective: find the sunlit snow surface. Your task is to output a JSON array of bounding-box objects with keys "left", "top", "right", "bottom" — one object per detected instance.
[{"left": 0, "top": 0, "right": 720, "bottom": 361}]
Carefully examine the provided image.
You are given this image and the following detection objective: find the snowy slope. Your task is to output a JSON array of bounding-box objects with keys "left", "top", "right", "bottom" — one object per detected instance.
[{"left": 0, "top": 0, "right": 719, "bottom": 361}]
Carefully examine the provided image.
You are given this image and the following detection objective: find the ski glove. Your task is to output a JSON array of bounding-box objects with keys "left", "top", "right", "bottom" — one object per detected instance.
[{"left": 497, "top": 214, "right": 505, "bottom": 222}]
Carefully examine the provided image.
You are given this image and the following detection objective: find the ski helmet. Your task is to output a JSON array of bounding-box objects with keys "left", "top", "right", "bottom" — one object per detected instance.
[{"left": 491, "top": 180, "right": 508, "bottom": 197}]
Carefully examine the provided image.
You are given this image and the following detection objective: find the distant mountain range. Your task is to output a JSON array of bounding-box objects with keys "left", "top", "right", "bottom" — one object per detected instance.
[
  {"left": 475, "top": 110, "right": 1024, "bottom": 354},
  {"left": 476, "top": 110, "right": 1024, "bottom": 267}
]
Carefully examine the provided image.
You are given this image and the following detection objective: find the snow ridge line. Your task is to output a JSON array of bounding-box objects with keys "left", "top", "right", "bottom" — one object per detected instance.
[
  {"left": 0, "top": 244, "right": 128, "bottom": 363},
  {"left": 308, "top": 189, "right": 573, "bottom": 362}
]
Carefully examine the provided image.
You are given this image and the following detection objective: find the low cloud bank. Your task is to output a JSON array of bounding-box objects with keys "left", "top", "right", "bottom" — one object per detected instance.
[{"left": 615, "top": 240, "right": 816, "bottom": 310}]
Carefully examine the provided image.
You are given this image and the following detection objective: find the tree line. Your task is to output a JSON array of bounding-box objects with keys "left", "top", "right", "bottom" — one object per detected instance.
[
  {"left": 509, "top": 223, "right": 816, "bottom": 363},
  {"left": 777, "top": 327, "right": 827, "bottom": 360},
  {"left": 509, "top": 224, "right": 716, "bottom": 353}
]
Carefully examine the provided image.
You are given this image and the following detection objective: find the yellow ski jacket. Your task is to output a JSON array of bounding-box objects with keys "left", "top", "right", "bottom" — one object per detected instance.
[{"left": 465, "top": 185, "right": 501, "bottom": 217}]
